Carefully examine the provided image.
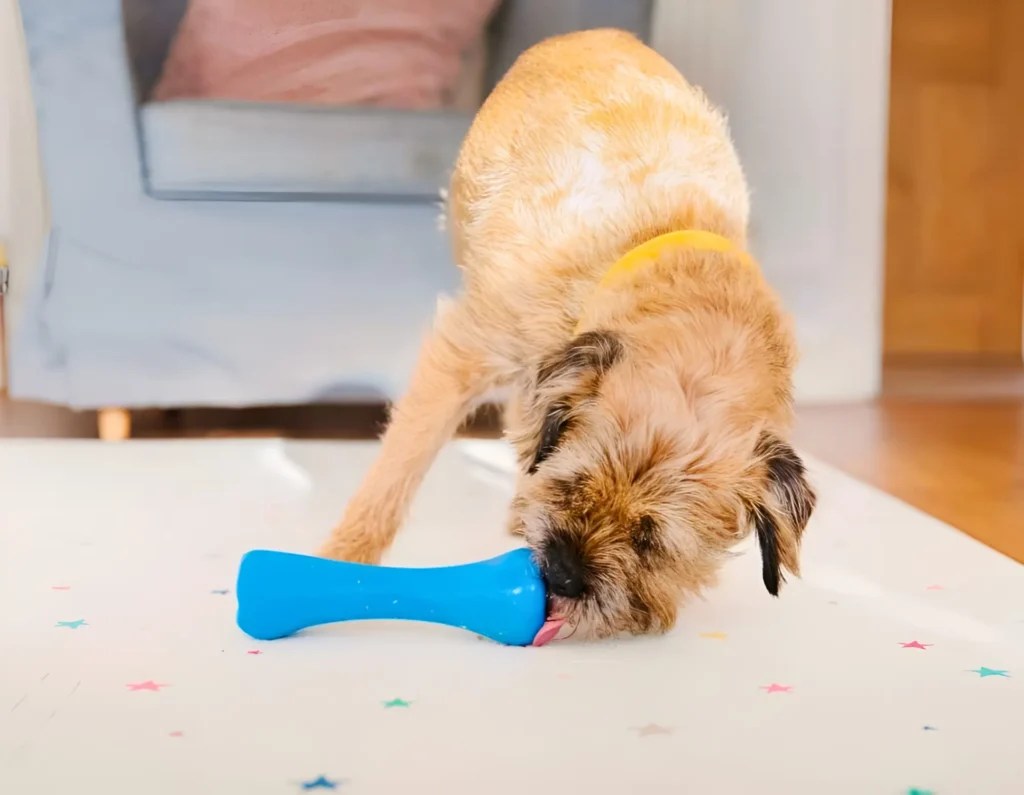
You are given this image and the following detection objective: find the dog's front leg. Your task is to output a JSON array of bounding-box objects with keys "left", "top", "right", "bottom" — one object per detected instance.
[{"left": 318, "top": 302, "right": 492, "bottom": 564}]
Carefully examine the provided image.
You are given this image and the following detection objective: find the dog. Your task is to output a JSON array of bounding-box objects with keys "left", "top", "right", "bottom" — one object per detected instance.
[{"left": 318, "top": 28, "right": 815, "bottom": 638}]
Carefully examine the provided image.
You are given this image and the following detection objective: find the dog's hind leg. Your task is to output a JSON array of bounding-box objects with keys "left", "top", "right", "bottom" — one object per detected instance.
[{"left": 318, "top": 299, "right": 493, "bottom": 564}]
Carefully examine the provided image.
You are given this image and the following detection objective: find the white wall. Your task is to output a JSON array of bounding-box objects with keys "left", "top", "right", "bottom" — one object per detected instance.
[
  {"left": 653, "top": 0, "right": 893, "bottom": 403},
  {"left": 0, "top": 0, "right": 49, "bottom": 390}
]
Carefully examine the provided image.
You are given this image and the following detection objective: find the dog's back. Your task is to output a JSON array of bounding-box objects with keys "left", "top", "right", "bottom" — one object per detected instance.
[{"left": 448, "top": 29, "right": 750, "bottom": 288}]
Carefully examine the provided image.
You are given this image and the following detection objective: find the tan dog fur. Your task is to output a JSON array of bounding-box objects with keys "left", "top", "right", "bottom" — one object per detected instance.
[{"left": 318, "top": 29, "right": 815, "bottom": 638}]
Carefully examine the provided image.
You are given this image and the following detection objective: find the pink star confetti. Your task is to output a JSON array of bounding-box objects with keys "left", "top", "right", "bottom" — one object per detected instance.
[
  {"left": 169, "top": 731, "right": 184, "bottom": 738},
  {"left": 126, "top": 680, "right": 171, "bottom": 692},
  {"left": 246, "top": 650, "right": 262, "bottom": 655},
  {"left": 900, "top": 641, "right": 933, "bottom": 650},
  {"left": 760, "top": 683, "right": 793, "bottom": 694},
  {"left": 925, "top": 585, "right": 944, "bottom": 591},
  {"left": 51, "top": 586, "right": 71, "bottom": 591}
]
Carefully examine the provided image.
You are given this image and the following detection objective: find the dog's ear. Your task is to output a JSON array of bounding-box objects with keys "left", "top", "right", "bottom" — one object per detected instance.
[
  {"left": 536, "top": 330, "right": 622, "bottom": 385},
  {"left": 528, "top": 330, "right": 622, "bottom": 474},
  {"left": 749, "top": 432, "right": 815, "bottom": 596}
]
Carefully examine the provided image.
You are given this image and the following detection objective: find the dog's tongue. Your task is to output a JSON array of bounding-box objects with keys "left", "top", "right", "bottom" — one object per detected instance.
[{"left": 532, "top": 618, "right": 565, "bottom": 647}]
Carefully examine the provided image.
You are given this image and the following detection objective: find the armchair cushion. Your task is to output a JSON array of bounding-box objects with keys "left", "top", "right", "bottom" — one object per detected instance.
[
  {"left": 141, "top": 101, "right": 471, "bottom": 200},
  {"left": 125, "top": 0, "right": 652, "bottom": 202}
]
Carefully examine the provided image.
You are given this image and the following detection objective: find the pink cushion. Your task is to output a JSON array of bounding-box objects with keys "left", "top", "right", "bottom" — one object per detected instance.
[{"left": 153, "top": 0, "right": 500, "bottom": 109}]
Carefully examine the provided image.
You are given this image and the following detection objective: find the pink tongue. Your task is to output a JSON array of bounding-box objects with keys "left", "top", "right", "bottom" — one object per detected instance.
[{"left": 531, "top": 618, "right": 565, "bottom": 647}]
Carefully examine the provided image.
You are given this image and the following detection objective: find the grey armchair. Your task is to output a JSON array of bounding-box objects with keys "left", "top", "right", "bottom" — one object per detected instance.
[{"left": 11, "top": 0, "right": 652, "bottom": 437}]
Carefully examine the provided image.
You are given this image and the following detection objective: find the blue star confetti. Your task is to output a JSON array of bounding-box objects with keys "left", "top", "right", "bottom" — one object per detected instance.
[
  {"left": 55, "top": 620, "right": 87, "bottom": 629},
  {"left": 301, "top": 776, "right": 338, "bottom": 790}
]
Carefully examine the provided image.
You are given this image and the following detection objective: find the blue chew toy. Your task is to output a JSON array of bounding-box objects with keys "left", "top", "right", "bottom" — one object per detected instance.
[{"left": 236, "top": 548, "right": 547, "bottom": 646}]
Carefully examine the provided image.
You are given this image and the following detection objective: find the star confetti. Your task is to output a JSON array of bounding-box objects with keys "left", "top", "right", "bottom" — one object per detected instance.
[
  {"left": 969, "top": 667, "right": 1010, "bottom": 678},
  {"left": 301, "top": 776, "right": 339, "bottom": 790},
  {"left": 246, "top": 650, "right": 262, "bottom": 655},
  {"left": 634, "top": 723, "right": 673, "bottom": 737},
  {"left": 906, "top": 789, "right": 934, "bottom": 795},
  {"left": 55, "top": 620, "right": 87, "bottom": 629},
  {"left": 210, "top": 589, "right": 230, "bottom": 595},
  {"left": 925, "top": 585, "right": 944, "bottom": 591},
  {"left": 922, "top": 726, "right": 938, "bottom": 731},
  {"left": 899, "top": 641, "right": 932, "bottom": 650},
  {"left": 382, "top": 698, "right": 410, "bottom": 708},
  {"left": 169, "top": 731, "right": 184, "bottom": 738},
  {"left": 51, "top": 586, "right": 71, "bottom": 591},
  {"left": 126, "top": 680, "right": 171, "bottom": 692},
  {"left": 760, "top": 683, "right": 793, "bottom": 694},
  {"left": 699, "top": 632, "right": 727, "bottom": 640}
]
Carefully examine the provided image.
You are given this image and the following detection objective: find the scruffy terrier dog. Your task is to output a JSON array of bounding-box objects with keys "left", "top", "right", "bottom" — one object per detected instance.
[{"left": 318, "top": 29, "right": 816, "bottom": 638}]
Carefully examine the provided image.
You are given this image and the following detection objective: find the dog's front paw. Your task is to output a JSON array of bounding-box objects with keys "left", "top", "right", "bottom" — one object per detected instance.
[{"left": 317, "top": 522, "right": 386, "bottom": 565}]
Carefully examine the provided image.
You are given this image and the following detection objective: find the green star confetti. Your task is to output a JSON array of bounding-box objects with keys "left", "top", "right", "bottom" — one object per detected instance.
[{"left": 969, "top": 667, "right": 1010, "bottom": 678}]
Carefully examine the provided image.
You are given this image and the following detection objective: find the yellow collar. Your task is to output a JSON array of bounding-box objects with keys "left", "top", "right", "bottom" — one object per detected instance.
[{"left": 576, "top": 230, "right": 751, "bottom": 332}]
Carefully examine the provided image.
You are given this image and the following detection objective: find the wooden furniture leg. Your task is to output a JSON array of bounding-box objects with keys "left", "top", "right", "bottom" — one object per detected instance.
[{"left": 98, "top": 408, "right": 131, "bottom": 441}]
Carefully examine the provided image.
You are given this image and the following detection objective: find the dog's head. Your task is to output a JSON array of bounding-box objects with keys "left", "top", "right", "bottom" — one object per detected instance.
[{"left": 508, "top": 330, "right": 815, "bottom": 638}]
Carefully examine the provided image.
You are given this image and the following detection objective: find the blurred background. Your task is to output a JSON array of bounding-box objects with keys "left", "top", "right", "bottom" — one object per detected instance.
[{"left": 0, "top": 1, "right": 1021, "bottom": 556}]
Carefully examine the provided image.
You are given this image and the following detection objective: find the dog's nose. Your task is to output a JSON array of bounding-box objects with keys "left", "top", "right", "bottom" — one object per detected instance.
[{"left": 543, "top": 536, "right": 587, "bottom": 599}]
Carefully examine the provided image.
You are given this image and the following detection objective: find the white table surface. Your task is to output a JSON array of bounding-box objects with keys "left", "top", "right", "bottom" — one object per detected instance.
[{"left": 2, "top": 438, "right": 1022, "bottom": 794}]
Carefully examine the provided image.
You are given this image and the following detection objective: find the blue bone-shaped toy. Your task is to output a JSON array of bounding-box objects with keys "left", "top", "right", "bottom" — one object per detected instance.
[{"left": 235, "top": 548, "right": 555, "bottom": 646}]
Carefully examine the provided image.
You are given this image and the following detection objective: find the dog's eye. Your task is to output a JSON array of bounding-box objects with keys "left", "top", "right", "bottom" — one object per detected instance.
[{"left": 631, "top": 515, "right": 661, "bottom": 558}]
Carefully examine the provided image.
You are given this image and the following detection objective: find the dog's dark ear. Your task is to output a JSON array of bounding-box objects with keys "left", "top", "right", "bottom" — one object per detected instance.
[
  {"left": 750, "top": 432, "right": 816, "bottom": 596},
  {"left": 528, "top": 331, "right": 622, "bottom": 474},
  {"left": 536, "top": 330, "right": 622, "bottom": 385}
]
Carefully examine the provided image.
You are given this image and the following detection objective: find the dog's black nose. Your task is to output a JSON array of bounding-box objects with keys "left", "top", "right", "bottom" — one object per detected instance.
[{"left": 543, "top": 536, "right": 587, "bottom": 599}]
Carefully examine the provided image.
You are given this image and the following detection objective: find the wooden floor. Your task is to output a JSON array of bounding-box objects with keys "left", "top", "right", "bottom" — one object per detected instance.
[
  {"left": 2, "top": 363, "right": 1022, "bottom": 565},
  {"left": 793, "top": 399, "right": 1023, "bottom": 564}
]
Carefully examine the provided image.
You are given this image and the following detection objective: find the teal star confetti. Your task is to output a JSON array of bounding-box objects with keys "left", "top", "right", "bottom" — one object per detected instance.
[
  {"left": 383, "top": 698, "right": 410, "bottom": 708},
  {"left": 55, "top": 620, "right": 87, "bottom": 629},
  {"left": 301, "top": 776, "right": 338, "bottom": 790},
  {"left": 969, "top": 667, "right": 1010, "bottom": 678},
  {"left": 906, "top": 789, "right": 934, "bottom": 795}
]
